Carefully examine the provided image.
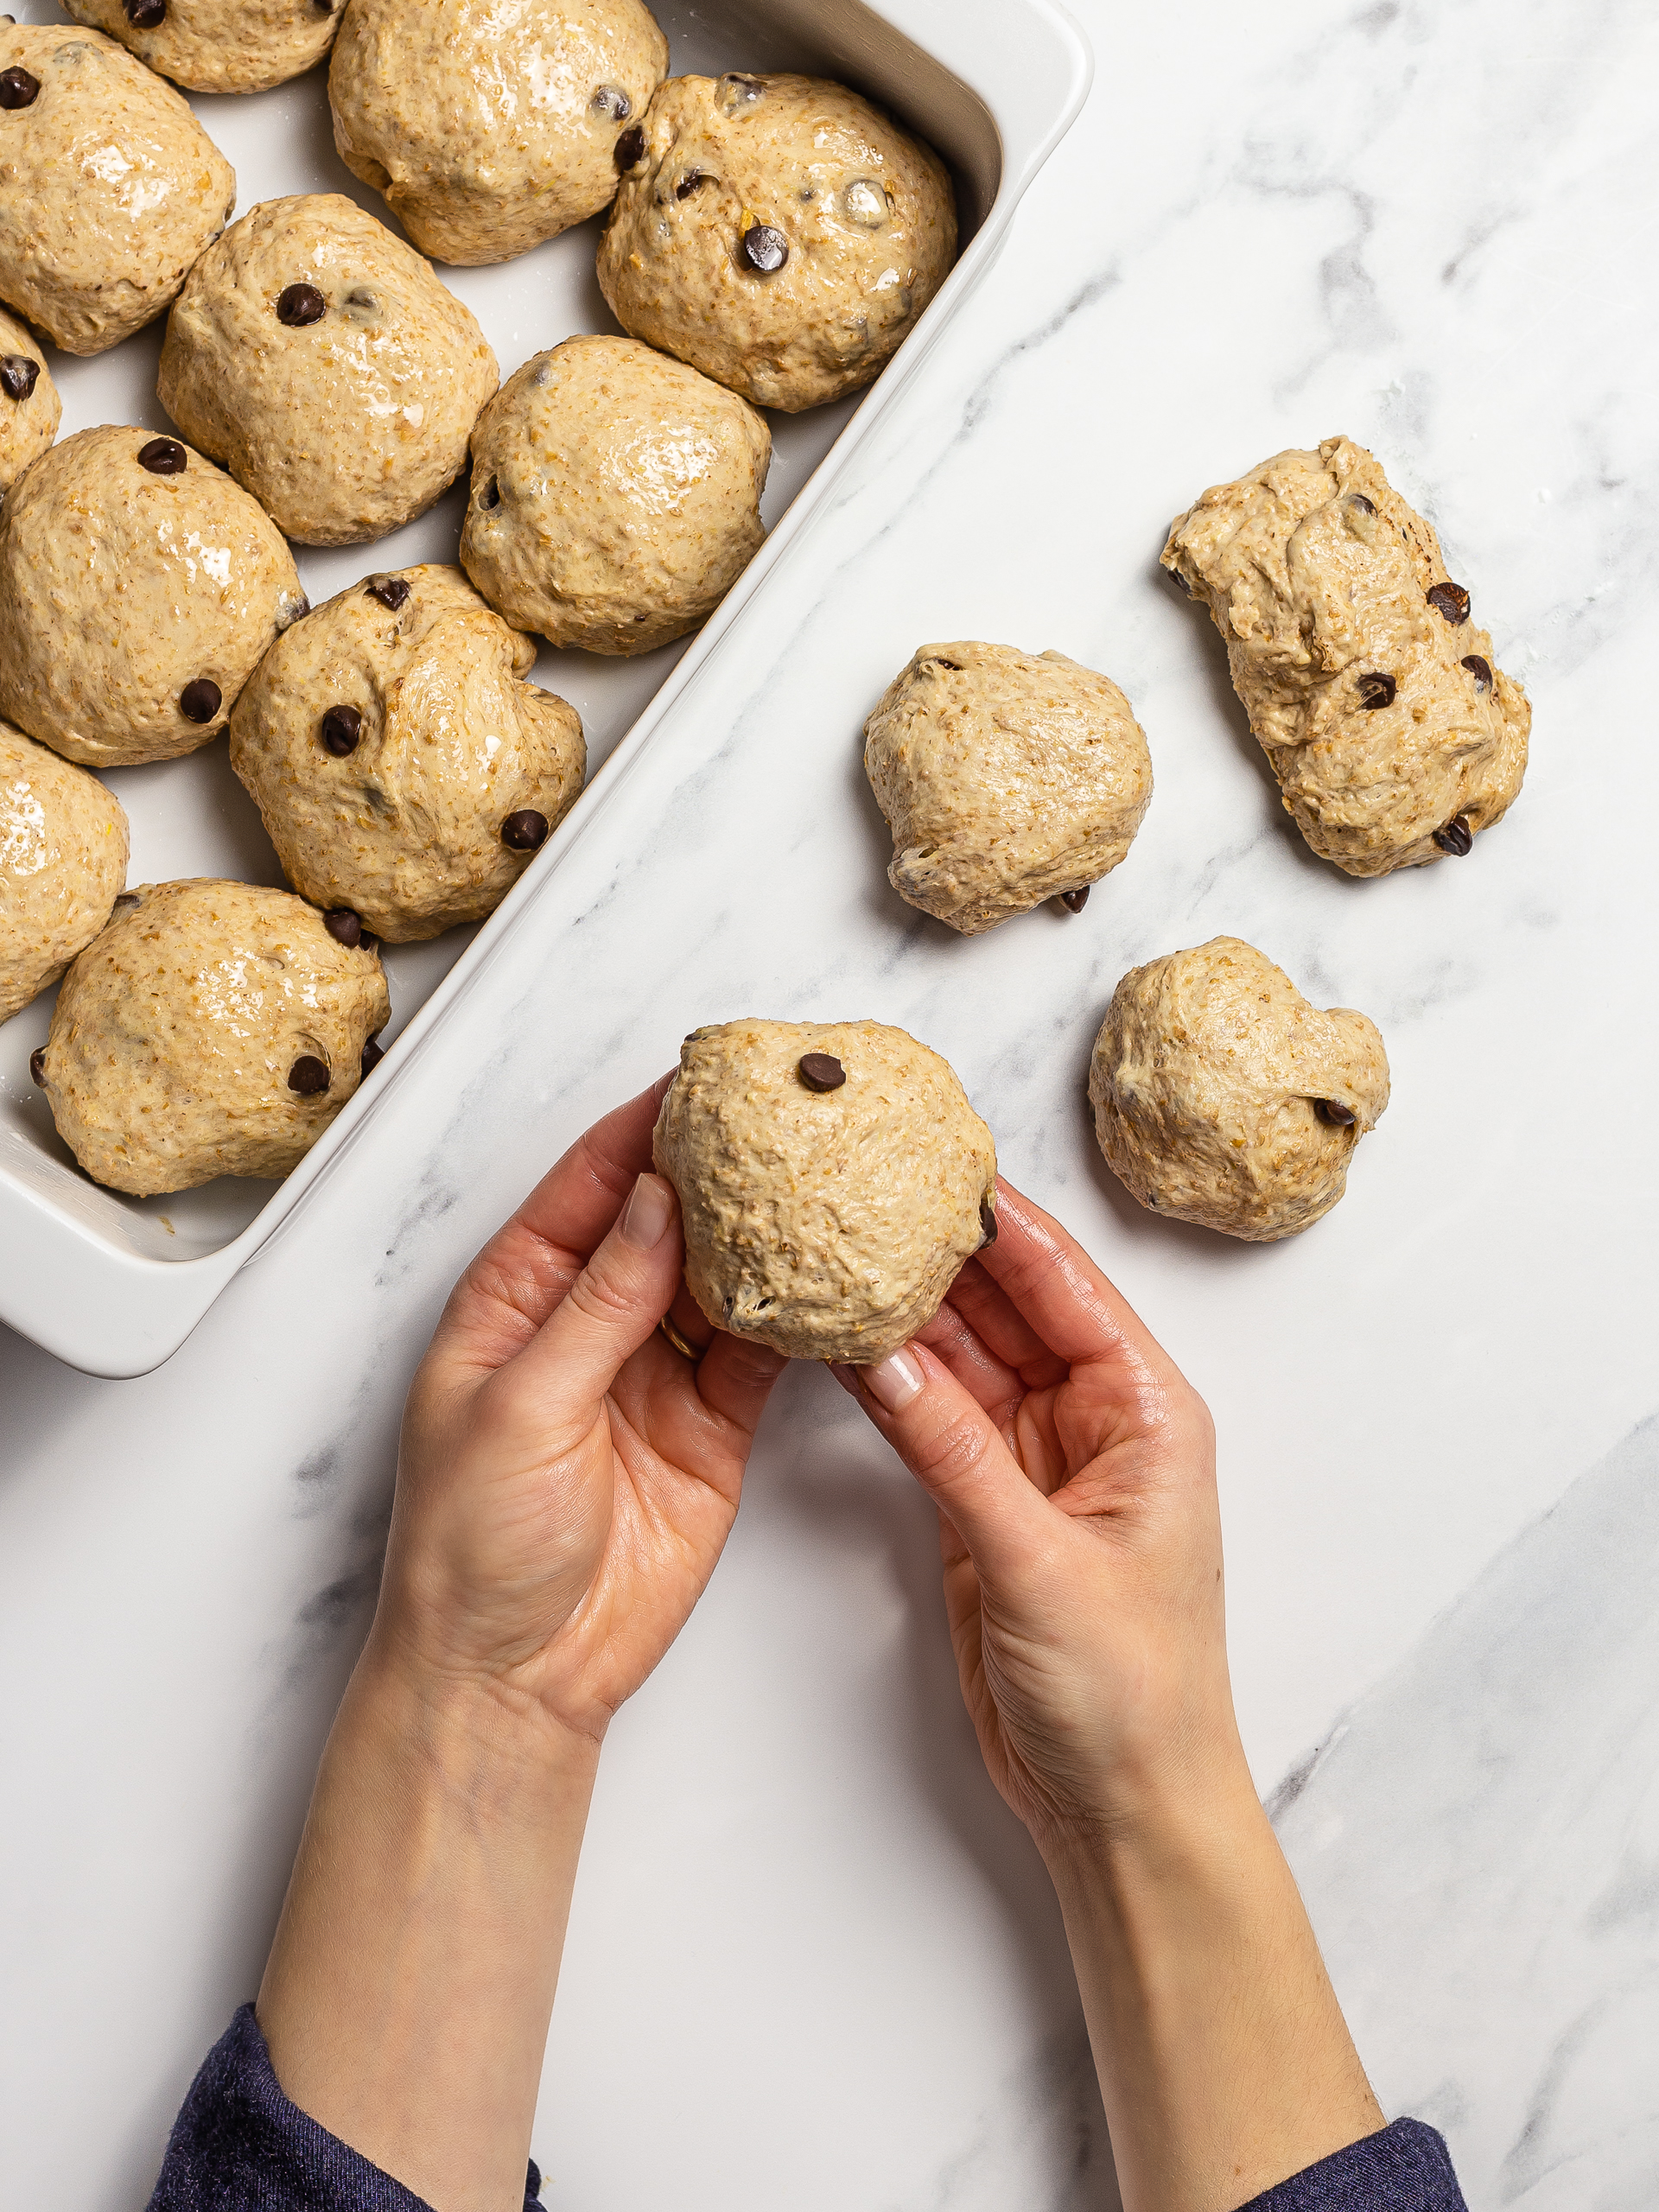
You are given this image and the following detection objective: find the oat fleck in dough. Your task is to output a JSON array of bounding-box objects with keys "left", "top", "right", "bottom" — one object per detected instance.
[
  {"left": 461, "top": 337, "right": 770, "bottom": 656},
  {"left": 330, "top": 0, "right": 668, "bottom": 265},
  {"left": 0, "top": 307, "right": 59, "bottom": 496},
  {"left": 653, "top": 1019, "right": 996, "bottom": 1363},
  {"left": 1162, "top": 437, "right": 1529, "bottom": 876},
  {"left": 0, "top": 23, "right": 235, "bottom": 356},
  {"left": 35, "top": 879, "right": 390, "bottom": 1195},
  {"left": 231, "top": 565, "right": 585, "bottom": 942},
  {"left": 864, "top": 641, "right": 1154, "bottom": 934},
  {"left": 157, "top": 194, "right": 499, "bottom": 547},
  {"left": 0, "top": 427, "right": 305, "bottom": 770},
  {"left": 597, "top": 72, "right": 957, "bottom": 412},
  {"left": 60, "top": 0, "right": 343, "bottom": 97},
  {"left": 1088, "top": 937, "right": 1389, "bottom": 1243},
  {"left": 0, "top": 719, "right": 128, "bottom": 1023}
]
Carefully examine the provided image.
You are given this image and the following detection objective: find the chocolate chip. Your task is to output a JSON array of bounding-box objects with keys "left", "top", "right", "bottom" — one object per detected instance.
[
  {"left": 798, "top": 1052, "right": 845, "bottom": 1092},
  {"left": 1433, "top": 814, "right": 1473, "bottom": 857},
  {"left": 1316, "top": 1098, "right": 1357, "bottom": 1127},
  {"left": 1164, "top": 563, "right": 1193, "bottom": 596},
  {"left": 591, "top": 84, "right": 630, "bottom": 120},
  {"left": 1427, "top": 581, "right": 1471, "bottom": 625},
  {"left": 721, "top": 73, "right": 764, "bottom": 105},
  {"left": 29, "top": 1046, "right": 46, "bottom": 1088},
  {"left": 276, "top": 591, "right": 309, "bottom": 630},
  {"left": 125, "top": 0, "right": 166, "bottom": 23},
  {"left": 0, "top": 353, "right": 38, "bottom": 402},
  {"left": 500, "top": 809, "right": 548, "bottom": 851},
  {"left": 1349, "top": 493, "right": 1376, "bottom": 515},
  {"left": 313, "top": 0, "right": 336, "bottom": 11},
  {"left": 320, "top": 704, "right": 361, "bottom": 755},
  {"left": 676, "top": 170, "right": 713, "bottom": 200},
  {"left": 1357, "top": 671, "right": 1397, "bottom": 709},
  {"left": 137, "top": 436, "right": 187, "bottom": 474},
  {"left": 1460, "top": 653, "right": 1493, "bottom": 693},
  {"left": 113, "top": 891, "right": 141, "bottom": 911},
  {"left": 365, "top": 575, "right": 410, "bottom": 610},
  {"left": 360, "top": 1034, "right": 385, "bottom": 1077},
  {"left": 741, "top": 224, "right": 788, "bottom": 273},
  {"left": 979, "top": 1195, "right": 997, "bottom": 1245},
  {"left": 288, "top": 1055, "right": 330, "bottom": 1096},
  {"left": 180, "top": 677, "right": 221, "bottom": 723},
  {"left": 613, "top": 124, "right": 645, "bottom": 168},
  {"left": 276, "top": 283, "right": 326, "bottom": 327},
  {"left": 0, "top": 67, "right": 40, "bottom": 108},
  {"left": 1060, "top": 886, "right": 1090, "bottom": 912},
  {"left": 324, "top": 907, "right": 362, "bottom": 947},
  {"left": 479, "top": 474, "right": 499, "bottom": 509}
]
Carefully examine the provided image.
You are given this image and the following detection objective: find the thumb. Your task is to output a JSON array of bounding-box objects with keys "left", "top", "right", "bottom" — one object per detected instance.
[{"left": 509, "top": 1172, "right": 683, "bottom": 1421}]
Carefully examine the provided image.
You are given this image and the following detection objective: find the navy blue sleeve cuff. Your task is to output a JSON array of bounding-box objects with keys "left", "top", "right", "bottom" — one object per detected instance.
[{"left": 1235, "top": 2117, "right": 1467, "bottom": 2211}]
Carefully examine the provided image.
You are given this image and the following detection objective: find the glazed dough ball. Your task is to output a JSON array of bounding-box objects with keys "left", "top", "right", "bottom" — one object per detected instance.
[
  {"left": 229, "top": 564, "right": 585, "bottom": 941},
  {"left": 0, "top": 426, "right": 306, "bottom": 770},
  {"left": 1088, "top": 937, "right": 1389, "bottom": 1243},
  {"left": 35, "top": 878, "right": 390, "bottom": 1195},
  {"left": 0, "top": 719, "right": 128, "bottom": 1023},
  {"left": 0, "top": 308, "right": 59, "bottom": 496},
  {"left": 157, "top": 194, "right": 499, "bottom": 546},
  {"left": 460, "top": 337, "right": 770, "bottom": 656},
  {"left": 653, "top": 1018, "right": 996, "bottom": 1363},
  {"left": 597, "top": 72, "right": 957, "bottom": 412},
  {"left": 1162, "top": 437, "right": 1529, "bottom": 876},
  {"left": 60, "top": 0, "right": 342, "bottom": 97},
  {"left": 0, "top": 23, "right": 235, "bottom": 356},
  {"left": 330, "top": 0, "right": 668, "bottom": 265},
  {"left": 864, "top": 641, "right": 1154, "bottom": 934}
]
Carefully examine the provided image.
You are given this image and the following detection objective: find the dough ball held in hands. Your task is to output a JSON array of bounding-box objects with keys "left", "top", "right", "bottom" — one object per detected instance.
[
  {"left": 461, "top": 337, "right": 770, "bottom": 656},
  {"left": 0, "top": 426, "right": 306, "bottom": 770},
  {"left": 1088, "top": 937, "right": 1389, "bottom": 1243},
  {"left": 60, "top": 0, "right": 343, "bottom": 97},
  {"left": 230, "top": 564, "right": 585, "bottom": 943},
  {"left": 864, "top": 641, "right": 1153, "bottom": 934},
  {"left": 330, "top": 0, "right": 668, "bottom": 265},
  {"left": 0, "top": 308, "right": 59, "bottom": 497},
  {"left": 157, "top": 194, "right": 499, "bottom": 547},
  {"left": 1, "top": 721, "right": 128, "bottom": 1024},
  {"left": 653, "top": 1019, "right": 996, "bottom": 1363},
  {"left": 0, "top": 23, "right": 235, "bottom": 355},
  {"left": 597, "top": 72, "right": 957, "bottom": 412},
  {"left": 35, "top": 879, "right": 390, "bottom": 1196},
  {"left": 1163, "top": 437, "right": 1529, "bottom": 876}
]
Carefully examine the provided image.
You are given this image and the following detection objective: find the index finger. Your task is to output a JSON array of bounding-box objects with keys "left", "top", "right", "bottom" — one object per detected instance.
[{"left": 977, "top": 1177, "right": 1185, "bottom": 1385}]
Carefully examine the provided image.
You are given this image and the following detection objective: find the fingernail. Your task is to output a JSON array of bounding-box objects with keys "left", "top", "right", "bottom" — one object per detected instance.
[
  {"left": 861, "top": 1346, "right": 923, "bottom": 1413},
  {"left": 621, "top": 1173, "right": 675, "bottom": 1250}
]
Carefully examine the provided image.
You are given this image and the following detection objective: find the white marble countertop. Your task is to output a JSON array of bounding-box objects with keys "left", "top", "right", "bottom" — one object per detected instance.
[{"left": 3, "top": 1, "right": 1656, "bottom": 2204}]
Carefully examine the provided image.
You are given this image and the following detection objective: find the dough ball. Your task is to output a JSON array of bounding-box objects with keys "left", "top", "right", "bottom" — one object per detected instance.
[
  {"left": 0, "top": 307, "right": 59, "bottom": 496},
  {"left": 0, "top": 23, "right": 235, "bottom": 356},
  {"left": 1162, "top": 437, "right": 1529, "bottom": 876},
  {"left": 36, "top": 878, "right": 390, "bottom": 1195},
  {"left": 330, "top": 0, "right": 668, "bottom": 265},
  {"left": 597, "top": 72, "right": 957, "bottom": 412},
  {"left": 0, "top": 425, "right": 306, "bottom": 770},
  {"left": 60, "top": 0, "right": 341, "bottom": 97},
  {"left": 653, "top": 1018, "right": 996, "bottom": 1363},
  {"left": 864, "top": 641, "right": 1154, "bottom": 935},
  {"left": 157, "top": 194, "right": 499, "bottom": 546},
  {"left": 460, "top": 336, "right": 770, "bottom": 655},
  {"left": 230, "top": 563, "right": 585, "bottom": 941},
  {"left": 0, "top": 718, "right": 128, "bottom": 1023},
  {"left": 1088, "top": 937, "right": 1389, "bottom": 1243}
]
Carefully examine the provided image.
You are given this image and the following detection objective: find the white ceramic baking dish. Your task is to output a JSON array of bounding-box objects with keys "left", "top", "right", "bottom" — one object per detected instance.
[{"left": 0, "top": 0, "right": 1090, "bottom": 1376}]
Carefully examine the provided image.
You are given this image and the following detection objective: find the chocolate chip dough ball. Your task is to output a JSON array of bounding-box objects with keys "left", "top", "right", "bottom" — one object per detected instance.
[
  {"left": 864, "top": 642, "right": 1154, "bottom": 935},
  {"left": 230, "top": 564, "right": 585, "bottom": 941},
  {"left": 330, "top": 0, "right": 668, "bottom": 265},
  {"left": 0, "top": 720, "right": 128, "bottom": 1023},
  {"left": 1162, "top": 437, "right": 1530, "bottom": 876},
  {"left": 461, "top": 337, "right": 770, "bottom": 656},
  {"left": 35, "top": 879, "right": 390, "bottom": 1195},
  {"left": 0, "top": 308, "right": 59, "bottom": 496},
  {"left": 0, "top": 427, "right": 305, "bottom": 770},
  {"left": 60, "top": 0, "right": 342, "bottom": 96},
  {"left": 0, "top": 24, "right": 235, "bottom": 356},
  {"left": 1088, "top": 938, "right": 1389, "bottom": 1243},
  {"left": 653, "top": 1019, "right": 996, "bottom": 1363},
  {"left": 157, "top": 194, "right": 499, "bottom": 546},
  {"left": 597, "top": 73, "right": 957, "bottom": 412}
]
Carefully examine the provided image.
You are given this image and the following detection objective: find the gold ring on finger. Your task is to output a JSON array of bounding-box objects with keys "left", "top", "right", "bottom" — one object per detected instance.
[{"left": 658, "top": 1315, "right": 702, "bottom": 1361}]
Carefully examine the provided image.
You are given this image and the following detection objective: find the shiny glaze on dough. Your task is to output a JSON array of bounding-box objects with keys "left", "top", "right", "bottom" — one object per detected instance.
[
  {"left": 0, "top": 306, "right": 60, "bottom": 496},
  {"left": 61, "top": 0, "right": 341, "bottom": 97},
  {"left": 0, "top": 718, "right": 128, "bottom": 1022}
]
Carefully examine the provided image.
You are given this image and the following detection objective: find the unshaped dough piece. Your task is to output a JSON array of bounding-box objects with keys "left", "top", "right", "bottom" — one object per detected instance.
[
  {"left": 0, "top": 307, "right": 60, "bottom": 496},
  {"left": 864, "top": 641, "right": 1154, "bottom": 934},
  {"left": 157, "top": 194, "right": 499, "bottom": 546},
  {"left": 330, "top": 0, "right": 668, "bottom": 265},
  {"left": 1162, "top": 437, "right": 1529, "bottom": 877},
  {"left": 0, "top": 719, "right": 128, "bottom": 1022},
  {"left": 230, "top": 564, "right": 585, "bottom": 941},
  {"left": 60, "top": 0, "right": 341, "bottom": 97},
  {"left": 461, "top": 336, "right": 770, "bottom": 655},
  {"left": 653, "top": 1018, "right": 996, "bottom": 1363},
  {"left": 36, "top": 878, "right": 391, "bottom": 1195},
  {"left": 0, "top": 426, "right": 306, "bottom": 770},
  {"left": 597, "top": 72, "right": 957, "bottom": 412},
  {"left": 1088, "top": 937, "right": 1389, "bottom": 1243},
  {"left": 0, "top": 23, "right": 235, "bottom": 356}
]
